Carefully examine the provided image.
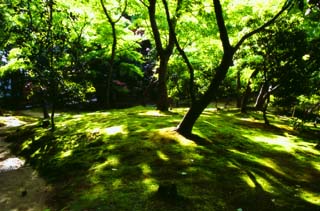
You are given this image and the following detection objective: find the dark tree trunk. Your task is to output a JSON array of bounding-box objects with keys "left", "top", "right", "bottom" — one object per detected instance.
[
  {"left": 50, "top": 102, "right": 55, "bottom": 131},
  {"left": 262, "top": 93, "right": 271, "bottom": 125},
  {"left": 236, "top": 71, "right": 242, "bottom": 108},
  {"left": 157, "top": 57, "right": 169, "bottom": 111},
  {"left": 147, "top": 0, "right": 175, "bottom": 111},
  {"left": 42, "top": 98, "right": 50, "bottom": 119},
  {"left": 241, "top": 83, "right": 251, "bottom": 113},
  {"left": 177, "top": 52, "right": 234, "bottom": 136},
  {"left": 176, "top": 0, "right": 291, "bottom": 137},
  {"left": 106, "top": 22, "right": 116, "bottom": 109}
]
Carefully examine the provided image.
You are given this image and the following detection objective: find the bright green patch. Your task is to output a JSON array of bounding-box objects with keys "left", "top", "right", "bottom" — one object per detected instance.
[{"left": 6, "top": 106, "right": 320, "bottom": 211}]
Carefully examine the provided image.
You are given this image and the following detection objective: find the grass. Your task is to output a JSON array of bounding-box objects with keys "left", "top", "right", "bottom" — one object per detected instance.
[{"left": 5, "top": 106, "right": 320, "bottom": 211}]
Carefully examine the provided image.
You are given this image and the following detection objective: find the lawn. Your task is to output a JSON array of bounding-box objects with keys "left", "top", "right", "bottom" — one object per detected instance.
[{"left": 6, "top": 106, "right": 320, "bottom": 211}]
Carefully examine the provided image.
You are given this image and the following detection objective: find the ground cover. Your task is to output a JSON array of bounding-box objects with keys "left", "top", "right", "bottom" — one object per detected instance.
[{"left": 5, "top": 106, "right": 320, "bottom": 211}]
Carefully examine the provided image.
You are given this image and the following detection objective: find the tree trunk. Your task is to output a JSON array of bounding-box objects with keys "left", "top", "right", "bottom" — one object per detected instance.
[
  {"left": 176, "top": 0, "right": 292, "bottom": 136},
  {"left": 147, "top": 0, "right": 175, "bottom": 112},
  {"left": 101, "top": 0, "right": 127, "bottom": 109},
  {"left": 177, "top": 52, "right": 234, "bottom": 136},
  {"left": 157, "top": 57, "right": 169, "bottom": 111},
  {"left": 262, "top": 93, "right": 270, "bottom": 125},
  {"left": 50, "top": 102, "right": 55, "bottom": 131},
  {"left": 255, "top": 83, "right": 268, "bottom": 110},
  {"left": 236, "top": 71, "right": 242, "bottom": 108},
  {"left": 105, "top": 21, "right": 116, "bottom": 109},
  {"left": 241, "top": 82, "right": 252, "bottom": 113},
  {"left": 241, "top": 69, "right": 259, "bottom": 113}
]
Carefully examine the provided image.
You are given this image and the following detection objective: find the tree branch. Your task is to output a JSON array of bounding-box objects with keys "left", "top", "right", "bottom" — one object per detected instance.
[
  {"left": 213, "top": 0, "right": 233, "bottom": 53},
  {"left": 234, "top": 1, "right": 293, "bottom": 51},
  {"left": 162, "top": 0, "right": 195, "bottom": 103}
]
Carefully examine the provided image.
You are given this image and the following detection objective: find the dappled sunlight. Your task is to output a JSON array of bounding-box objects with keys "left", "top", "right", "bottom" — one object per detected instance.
[
  {"left": 243, "top": 132, "right": 320, "bottom": 162},
  {"left": 138, "top": 110, "right": 170, "bottom": 117},
  {"left": 142, "top": 178, "right": 158, "bottom": 193},
  {"left": 59, "top": 150, "right": 73, "bottom": 159},
  {"left": 112, "top": 179, "right": 123, "bottom": 189},
  {"left": 311, "top": 161, "right": 320, "bottom": 172},
  {"left": 229, "top": 148, "right": 317, "bottom": 183},
  {"left": 140, "top": 163, "right": 152, "bottom": 175},
  {"left": 251, "top": 172, "right": 277, "bottom": 194},
  {"left": 21, "top": 139, "right": 33, "bottom": 151},
  {"left": 156, "top": 128, "right": 197, "bottom": 147},
  {"left": 0, "top": 116, "right": 26, "bottom": 127},
  {"left": 91, "top": 155, "right": 120, "bottom": 173},
  {"left": 299, "top": 190, "right": 320, "bottom": 206},
  {"left": 240, "top": 173, "right": 256, "bottom": 188},
  {"left": 229, "top": 149, "right": 287, "bottom": 177},
  {"left": 6, "top": 106, "right": 319, "bottom": 210},
  {"left": 273, "top": 123, "right": 294, "bottom": 132},
  {"left": 86, "top": 125, "right": 127, "bottom": 136},
  {"left": 85, "top": 111, "right": 110, "bottom": 116},
  {"left": 72, "top": 114, "right": 85, "bottom": 119},
  {"left": 157, "top": 150, "right": 169, "bottom": 161},
  {"left": 31, "top": 148, "right": 41, "bottom": 158},
  {"left": 244, "top": 134, "right": 297, "bottom": 152}
]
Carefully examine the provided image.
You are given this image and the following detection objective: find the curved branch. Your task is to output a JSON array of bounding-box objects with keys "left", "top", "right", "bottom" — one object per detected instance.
[
  {"left": 138, "top": 0, "right": 148, "bottom": 8},
  {"left": 234, "top": 1, "right": 293, "bottom": 51},
  {"left": 162, "top": 0, "right": 195, "bottom": 103},
  {"left": 114, "top": 0, "right": 128, "bottom": 23},
  {"left": 100, "top": 0, "right": 114, "bottom": 25},
  {"left": 100, "top": 0, "right": 127, "bottom": 24}
]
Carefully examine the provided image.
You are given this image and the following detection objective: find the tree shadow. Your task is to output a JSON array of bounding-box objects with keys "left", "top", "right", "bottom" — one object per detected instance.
[{"left": 3, "top": 107, "right": 320, "bottom": 211}]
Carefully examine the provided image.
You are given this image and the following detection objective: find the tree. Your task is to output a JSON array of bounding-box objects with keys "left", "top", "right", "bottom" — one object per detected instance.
[
  {"left": 176, "top": 0, "right": 297, "bottom": 136},
  {"left": 139, "top": 0, "right": 183, "bottom": 111},
  {"left": 100, "top": 0, "right": 127, "bottom": 108}
]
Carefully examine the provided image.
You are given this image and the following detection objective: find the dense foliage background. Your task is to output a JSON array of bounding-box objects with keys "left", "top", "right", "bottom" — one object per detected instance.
[{"left": 0, "top": 0, "right": 319, "bottom": 128}]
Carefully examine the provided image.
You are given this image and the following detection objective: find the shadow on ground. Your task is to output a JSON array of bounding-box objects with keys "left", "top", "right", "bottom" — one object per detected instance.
[{"left": 5, "top": 107, "right": 320, "bottom": 211}]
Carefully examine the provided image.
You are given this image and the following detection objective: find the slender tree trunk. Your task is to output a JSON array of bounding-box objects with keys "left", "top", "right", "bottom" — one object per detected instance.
[
  {"left": 176, "top": 0, "right": 291, "bottom": 137},
  {"left": 162, "top": 0, "right": 195, "bottom": 105},
  {"left": 262, "top": 93, "right": 270, "bottom": 125},
  {"left": 47, "top": 0, "right": 56, "bottom": 131},
  {"left": 51, "top": 102, "right": 55, "bottom": 131},
  {"left": 106, "top": 22, "right": 116, "bottom": 109},
  {"left": 255, "top": 83, "right": 268, "bottom": 110},
  {"left": 241, "top": 69, "right": 259, "bottom": 112},
  {"left": 177, "top": 52, "right": 234, "bottom": 136},
  {"left": 236, "top": 71, "right": 241, "bottom": 108},
  {"left": 101, "top": 0, "right": 127, "bottom": 109}
]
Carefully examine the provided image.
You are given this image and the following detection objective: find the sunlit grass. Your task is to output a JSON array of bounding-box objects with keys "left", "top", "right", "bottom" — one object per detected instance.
[
  {"left": 299, "top": 190, "right": 320, "bottom": 206},
  {"left": 6, "top": 106, "right": 320, "bottom": 211}
]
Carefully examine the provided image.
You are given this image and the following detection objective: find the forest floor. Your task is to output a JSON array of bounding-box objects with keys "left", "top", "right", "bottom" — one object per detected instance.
[
  {"left": 1, "top": 106, "right": 320, "bottom": 211},
  {"left": 0, "top": 115, "right": 51, "bottom": 211}
]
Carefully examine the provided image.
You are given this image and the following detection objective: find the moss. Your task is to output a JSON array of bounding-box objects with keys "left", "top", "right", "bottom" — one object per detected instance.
[{"left": 6, "top": 107, "right": 320, "bottom": 211}]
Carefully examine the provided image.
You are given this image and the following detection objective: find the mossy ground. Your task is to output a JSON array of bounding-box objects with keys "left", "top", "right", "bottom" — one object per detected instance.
[{"left": 6, "top": 106, "right": 320, "bottom": 211}]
